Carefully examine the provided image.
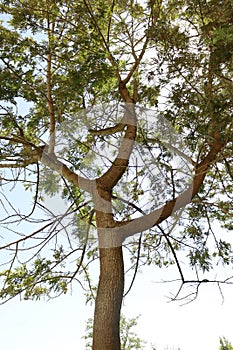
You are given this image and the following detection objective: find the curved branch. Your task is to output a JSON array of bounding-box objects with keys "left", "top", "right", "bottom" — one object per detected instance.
[
  {"left": 115, "top": 138, "right": 226, "bottom": 239},
  {"left": 107, "top": 0, "right": 115, "bottom": 44},
  {"left": 123, "top": 233, "right": 142, "bottom": 297},
  {"left": 96, "top": 101, "right": 136, "bottom": 190},
  {"left": 89, "top": 122, "right": 125, "bottom": 136},
  {"left": 40, "top": 151, "right": 93, "bottom": 192},
  {"left": 0, "top": 221, "right": 54, "bottom": 250},
  {"left": 157, "top": 225, "right": 185, "bottom": 283},
  {"left": 70, "top": 210, "right": 95, "bottom": 281}
]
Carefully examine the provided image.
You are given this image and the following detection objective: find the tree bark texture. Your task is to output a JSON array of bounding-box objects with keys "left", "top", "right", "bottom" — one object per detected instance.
[{"left": 92, "top": 246, "right": 124, "bottom": 350}]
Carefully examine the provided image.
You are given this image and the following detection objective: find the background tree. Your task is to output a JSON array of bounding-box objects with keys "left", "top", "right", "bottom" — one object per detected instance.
[
  {"left": 84, "top": 315, "right": 148, "bottom": 350},
  {"left": 219, "top": 337, "right": 233, "bottom": 350},
  {"left": 0, "top": 1, "right": 233, "bottom": 350}
]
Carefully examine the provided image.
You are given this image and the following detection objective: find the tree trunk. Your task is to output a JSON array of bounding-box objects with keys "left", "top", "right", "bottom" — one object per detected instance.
[{"left": 92, "top": 245, "right": 124, "bottom": 350}]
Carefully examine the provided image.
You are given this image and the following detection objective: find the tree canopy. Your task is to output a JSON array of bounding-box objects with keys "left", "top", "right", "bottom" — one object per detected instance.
[{"left": 0, "top": 0, "right": 233, "bottom": 349}]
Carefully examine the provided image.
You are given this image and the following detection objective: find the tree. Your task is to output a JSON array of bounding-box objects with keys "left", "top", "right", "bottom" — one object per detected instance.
[
  {"left": 0, "top": 1, "right": 233, "bottom": 349},
  {"left": 84, "top": 315, "right": 147, "bottom": 350},
  {"left": 219, "top": 337, "right": 233, "bottom": 350}
]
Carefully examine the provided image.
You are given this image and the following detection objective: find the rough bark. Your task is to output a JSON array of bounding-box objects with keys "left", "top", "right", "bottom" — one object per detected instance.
[{"left": 92, "top": 245, "right": 124, "bottom": 350}]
